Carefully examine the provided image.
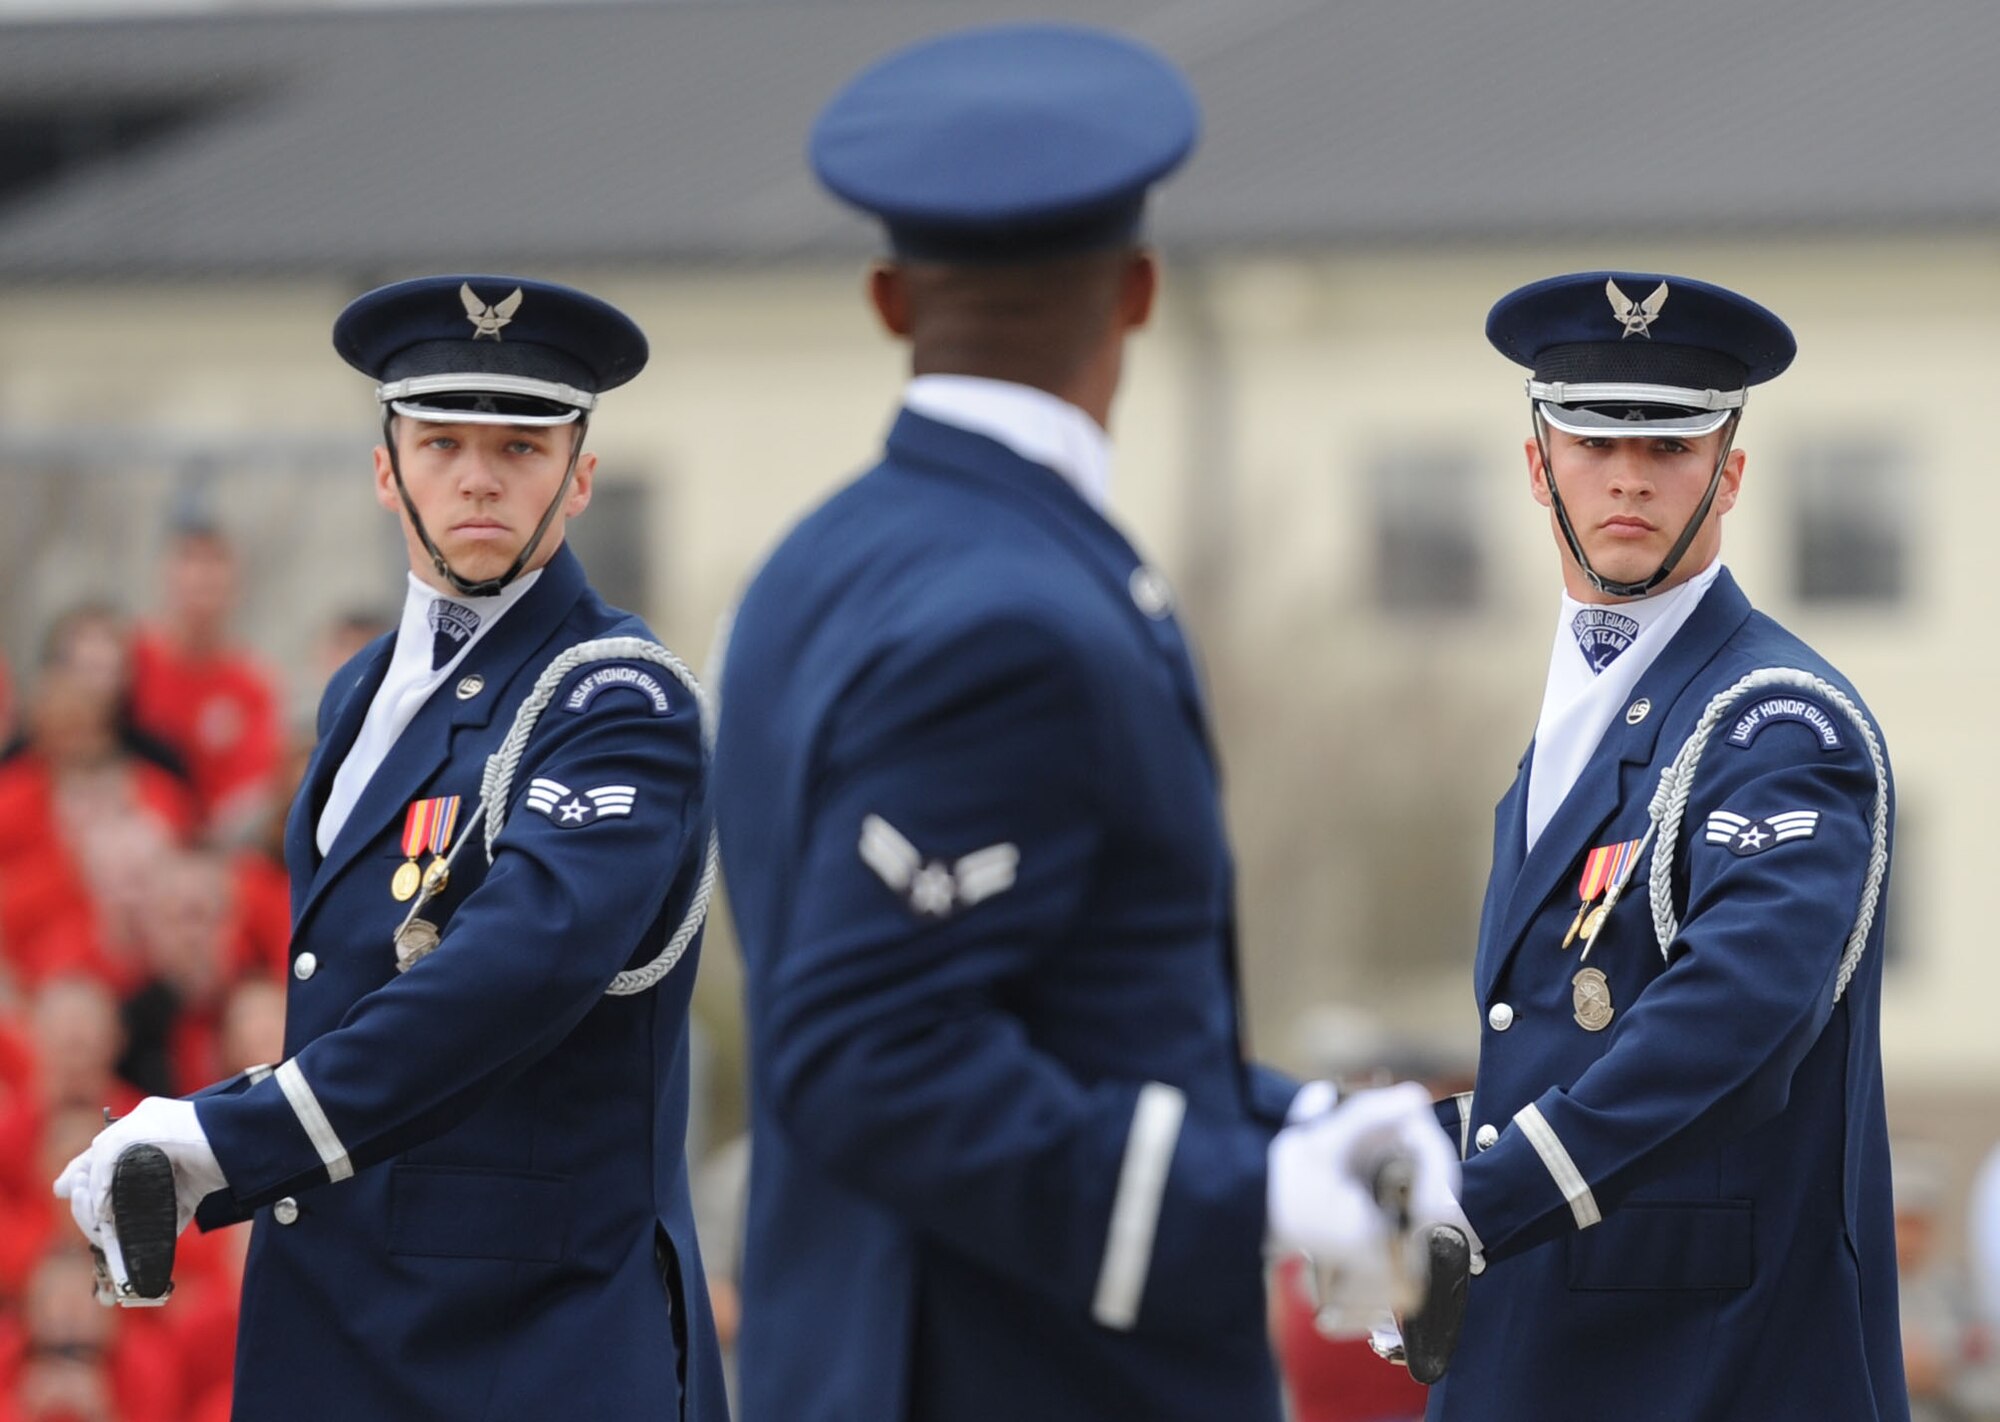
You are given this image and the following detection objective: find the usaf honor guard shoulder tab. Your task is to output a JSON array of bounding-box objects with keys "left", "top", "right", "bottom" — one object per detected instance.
[
  {"left": 563, "top": 664, "right": 676, "bottom": 717},
  {"left": 1727, "top": 696, "right": 1844, "bottom": 751}
]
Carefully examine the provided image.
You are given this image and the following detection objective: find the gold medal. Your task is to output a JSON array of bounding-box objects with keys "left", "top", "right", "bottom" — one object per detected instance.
[
  {"left": 1565, "top": 839, "right": 1644, "bottom": 953},
  {"left": 1572, "top": 967, "right": 1614, "bottom": 1031},
  {"left": 396, "top": 796, "right": 463, "bottom": 904},
  {"left": 394, "top": 917, "right": 441, "bottom": 971}
]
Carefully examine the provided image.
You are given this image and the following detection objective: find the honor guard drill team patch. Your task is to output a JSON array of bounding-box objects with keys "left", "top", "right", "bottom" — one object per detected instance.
[
  {"left": 1727, "top": 697, "right": 1844, "bottom": 751},
  {"left": 858, "top": 815, "right": 1019, "bottom": 921},
  {"left": 563, "top": 666, "right": 674, "bottom": 716},
  {"left": 428, "top": 599, "right": 480, "bottom": 671},
  {"left": 525, "top": 778, "right": 637, "bottom": 827},
  {"left": 1705, "top": 809, "right": 1820, "bottom": 857},
  {"left": 1573, "top": 608, "right": 1640, "bottom": 673}
]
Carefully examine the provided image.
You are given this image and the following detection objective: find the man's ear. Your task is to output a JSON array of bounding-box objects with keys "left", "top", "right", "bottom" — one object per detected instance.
[
  {"left": 565, "top": 451, "right": 597, "bottom": 519},
  {"left": 1120, "top": 248, "right": 1160, "bottom": 332},
  {"left": 372, "top": 443, "right": 400, "bottom": 513},
  {"left": 1712, "top": 446, "right": 1747, "bottom": 518},
  {"left": 867, "top": 262, "right": 912, "bottom": 338},
  {"left": 1526, "top": 435, "right": 1553, "bottom": 509}
]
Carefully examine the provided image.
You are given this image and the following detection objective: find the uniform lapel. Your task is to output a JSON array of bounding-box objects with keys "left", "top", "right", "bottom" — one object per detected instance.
[
  {"left": 1472, "top": 747, "right": 1532, "bottom": 998},
  {"left": 285, "top": 637, "right": 394, "bottom": 922},
  {"left": 884, "top": 410, "right": 1214, "bottom": 754},
  {"left": 1479, "top": 570, "right": 1753, "bottom": 997},
  {"left": 291, "top": 546, "right": 589, "bottom": 934}
]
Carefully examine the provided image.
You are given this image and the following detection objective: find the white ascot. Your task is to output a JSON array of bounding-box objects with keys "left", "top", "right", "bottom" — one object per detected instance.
[
  {"left": 315, "top": 568, "right": 541, "bottom": 854},
  {"left": 904, "top": 374, "right": 1114, "bottom": 512},
  {"left": 1524, "top": 561, "right": 1723, "bottom": 850}
]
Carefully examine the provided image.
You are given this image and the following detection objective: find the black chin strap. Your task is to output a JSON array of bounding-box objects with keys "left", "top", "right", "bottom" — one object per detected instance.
[
  {"left": 1533, "top": 406, "right": 1739, "bottom": 600},
  {"left": 382, "top": 411, "right": 589, "bottom": 597}
]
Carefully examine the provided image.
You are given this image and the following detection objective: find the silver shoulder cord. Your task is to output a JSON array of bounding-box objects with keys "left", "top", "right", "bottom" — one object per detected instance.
[
  {"left": 392, "top": 635, "right": 721, "bottom": 997},
  {"left": 1585, "top": 667, "right": 1890, "bottom": 1005}
]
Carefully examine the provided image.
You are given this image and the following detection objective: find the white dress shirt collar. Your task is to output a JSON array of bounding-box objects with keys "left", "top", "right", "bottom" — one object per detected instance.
[
  {"left": 903, "top": 374, "right": 1115, "bottom": 512},
  {"left": 313, "top": 566, "right": 542, "bottom": 855},
  {"left": 1524, "top": 559, "right": 1724, "bottom": 850}
]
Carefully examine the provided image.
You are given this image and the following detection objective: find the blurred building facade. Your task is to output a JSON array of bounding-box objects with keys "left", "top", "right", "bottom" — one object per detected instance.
[{"left": 2, "top": 0, "right": 1998, "bottom": 1170}]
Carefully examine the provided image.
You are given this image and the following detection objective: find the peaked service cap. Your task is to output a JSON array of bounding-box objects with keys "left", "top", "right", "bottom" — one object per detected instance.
[
  {"left": 1487, "top": 271, "right": 1796, "bottom": 437},
  {"left": 809, "top": 23, "right": 1199, "bottom": 263},
  {"left": 334, "top": 275, "right": 648, "bottom": 426}
]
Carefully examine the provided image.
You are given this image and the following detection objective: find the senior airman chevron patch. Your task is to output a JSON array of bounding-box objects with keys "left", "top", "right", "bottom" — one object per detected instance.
[
  {"left": 1704, "top": 809, "right": 1819, "bottom": 857},
  {"left": 525, "top": 777, "right": 637, "bottom": 828}
]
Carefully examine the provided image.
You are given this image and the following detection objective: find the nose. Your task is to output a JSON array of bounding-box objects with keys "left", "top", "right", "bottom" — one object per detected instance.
[
  {"left": 455, "top": 448, "right": 504, "bottom": 498},
  {"left": 1604, "top": 444, "right": 1654, "bottom": 498}
]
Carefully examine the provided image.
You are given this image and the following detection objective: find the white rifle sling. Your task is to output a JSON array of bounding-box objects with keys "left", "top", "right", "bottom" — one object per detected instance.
[
  {"left": 1645, "top": 667, "right": 1890, "bottom": 1004},
  {"left": 479, "top": 635, "right": 719, "bottom": 997}
]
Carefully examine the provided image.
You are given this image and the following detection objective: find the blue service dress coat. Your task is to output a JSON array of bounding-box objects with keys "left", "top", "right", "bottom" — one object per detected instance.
[
  {"left": 1430, "top": 569, "right": 1907, "bottom": 1422},
  {"left": 188, "top": 544, "right": 728, "bottom": 1422},
  {"left": 712, "top": 409, "right": 1299, "bottom": 1422}
]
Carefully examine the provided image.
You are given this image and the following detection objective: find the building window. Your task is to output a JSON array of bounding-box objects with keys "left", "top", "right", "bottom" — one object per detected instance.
[
  {"left": 1790, "top": 441, "right": 1908, "bottom": 604},
  {"left": 1368, "top": 450, "right": 1484, "bottom": 612},
  {"left": 567, "top": 477, "right": 654, "bottom": 617}
]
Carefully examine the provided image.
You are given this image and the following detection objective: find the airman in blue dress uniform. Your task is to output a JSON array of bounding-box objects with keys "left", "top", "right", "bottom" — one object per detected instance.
[
  {"left": 1426, "top": 272, "right": 1909, "bottom": 1420},
  {"left": 712, "top": 24, "right": 1462, "bottom": 1422},
  {"left": 58, "top": 276, "right": 729, "bottom": 1421}
]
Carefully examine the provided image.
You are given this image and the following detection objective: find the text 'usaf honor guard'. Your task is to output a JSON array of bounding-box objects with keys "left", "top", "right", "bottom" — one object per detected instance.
[
  {"left": 57, "top": 277, "right": 729, "bottom": 1421},
  {"left": 713, "top": 24, "right": 1462, "bottom": 1422},
  {"left": 1426, "top": 274, "right": 1906, "bottom": 1421}
]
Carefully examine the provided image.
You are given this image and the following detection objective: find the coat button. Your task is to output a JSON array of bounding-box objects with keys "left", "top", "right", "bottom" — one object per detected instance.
[
  {"left": 274, "top": 1197, "right": 300, "bottom": 1225},
  {"left": 1128, "top": 567, "right": 1174, "bottom": 619},
  {"left": 1475, "top": 1123, "right": 1499, "bottom": 1151},
  {"left": 293, "top": 952, "right": 317, "bottom": 981},
  {"left": 1487, "top": 1002, "right": 1515, "bottom": 1032}
]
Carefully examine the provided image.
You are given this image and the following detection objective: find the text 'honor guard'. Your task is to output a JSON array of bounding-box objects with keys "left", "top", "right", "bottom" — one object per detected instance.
[
  {"left": 711, "top": 22, "right": 1465, "bottom": 1422},
  {"left": 57, "top": 275, "right": 730, "bottom": 1421},
  {"left": 1420, "top": 272, "right": 1907, "bottom": 1422}
]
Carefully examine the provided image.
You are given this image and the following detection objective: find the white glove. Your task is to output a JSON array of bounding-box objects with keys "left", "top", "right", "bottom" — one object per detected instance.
[
  {"left": 1286, "top": 1079, "right": 1340, "bottom": 1125},
  {"left": 53, "top": 1097, "right": 227, "bottom": 1289},
  {"left": 1367, "top": 1317, "right": 1407, "bottom": 1364},
  {"left": 1267, "top": 1081, "right": 1469, "bottom": 1329}
]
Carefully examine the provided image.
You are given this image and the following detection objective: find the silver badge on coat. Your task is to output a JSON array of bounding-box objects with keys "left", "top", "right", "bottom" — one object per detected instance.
[{"left": 1572, "top": 967, "right": 1614, "bottom": 1031}]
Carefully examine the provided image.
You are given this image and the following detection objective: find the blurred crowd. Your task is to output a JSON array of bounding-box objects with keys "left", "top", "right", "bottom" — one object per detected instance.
[{"left": 0, "top": 527, "right": 384, "bottom": 1422}]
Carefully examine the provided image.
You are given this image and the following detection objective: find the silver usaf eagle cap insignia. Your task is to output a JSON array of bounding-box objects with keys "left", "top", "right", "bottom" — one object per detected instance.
[
  {"left": 460, "top": 282, "right": 524, "bottom": 341},
  {"left": 1605, "top": 278, "right": 1668, "bottom": 339}
]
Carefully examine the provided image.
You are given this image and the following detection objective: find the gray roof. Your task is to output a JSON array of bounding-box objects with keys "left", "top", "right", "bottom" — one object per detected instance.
[{"left": 4, "top": 0, "right": 2000, "bottom": 276}]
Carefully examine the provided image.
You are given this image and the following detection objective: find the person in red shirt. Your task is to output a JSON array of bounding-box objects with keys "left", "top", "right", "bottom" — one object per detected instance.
[
  {"left": 127, "top": 527, "right": 282, "bottom": 845},
  {"left": 118, "top": 850, "right": 239, "bottom": 1098},
  {"left": 0, "top": 667, "right": 195, "bottom": 994},
  {"left": 0, "top": 1250, "right": 182, "bottom": 1422}
]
